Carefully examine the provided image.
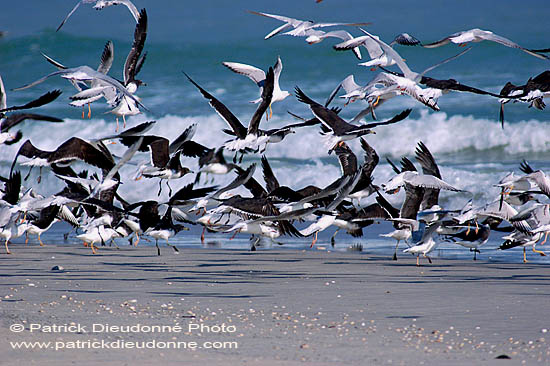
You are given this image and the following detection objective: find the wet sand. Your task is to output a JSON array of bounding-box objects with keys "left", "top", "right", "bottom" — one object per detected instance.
[{"left": 1, "top": 243, "right": 549, "bottom": 365}]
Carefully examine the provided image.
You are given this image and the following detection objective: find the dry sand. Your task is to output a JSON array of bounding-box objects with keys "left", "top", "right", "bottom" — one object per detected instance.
[{"left": 1, "top": 243, "right": 549, "bottom": 365}]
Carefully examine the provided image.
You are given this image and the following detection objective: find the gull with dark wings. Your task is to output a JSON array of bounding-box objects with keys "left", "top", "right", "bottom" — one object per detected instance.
[
  {"left": 294, "top": 86, "right": 411, "bottom": 151},
  {"left": 184, "top": 67, "right": 274, "bottom": 161}
]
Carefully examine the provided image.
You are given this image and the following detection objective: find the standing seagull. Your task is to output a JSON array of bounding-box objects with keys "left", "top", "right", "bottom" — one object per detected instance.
[
  {"left": 57, "top": 0, "right": 140, "bottom": 32},
  {"left": 222, "top": 56, "right": 290, "bottom": 119},
  {"left": 422, "top": 28, "right": 549, "bottom": 60}
]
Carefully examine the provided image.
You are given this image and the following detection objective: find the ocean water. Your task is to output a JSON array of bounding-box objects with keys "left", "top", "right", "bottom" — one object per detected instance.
[{"left": 1, "top": 1, "right": 550, "bottom": 262}]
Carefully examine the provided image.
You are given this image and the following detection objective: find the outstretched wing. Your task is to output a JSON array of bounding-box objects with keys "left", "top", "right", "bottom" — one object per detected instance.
[
  {"left": 0, "top": 90, "right": 62, "bottom": 113},
  {"left": 184, "top": 72, "right": 247, "bottom": 139}
]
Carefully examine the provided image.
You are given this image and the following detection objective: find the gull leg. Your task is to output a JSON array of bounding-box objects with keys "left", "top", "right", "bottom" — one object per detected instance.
[
  {"left": 134, "top": 232, "right": 140, "bottom": 246},
  {"left": 5, "top": 238, "right": 11, "bottom": 255},
  {"left": 38, "top": 233, "right": 44, "bottom": 247},
  {"left": 24, "top": 166, "right": 33, "bottom": 181},
  {"left": 156, "top": 239, "right": 161, "bottom": 256},
  {"left": 416, "top": 256, "right": 419, "bottom": 266},
  {"left": 251, "top": 236, "right": 260, "bottom": 251},
  {"left": 541, "top": 232, "right": 549, "bottom": 245},
  {"left": 475, "top": 221, "right": 479, "bottom": 235},
  {"left": 532, "top": 245, "right": 546, "bottom": 256},
  {"left": 91, "top": 242, "right": 97, "bottom": 254},
  {"left": 393, "top": 240, "right": 400, "bottom": 261},
  {"left": 229, "top": 229, "right": 241, "bottom": 240},
  {"left": 373, "top": 96, "right": 381, "bottom": 107},
  {"left": 87, "top": 103, "right": 91, "bottom": 119},
  {"left": 330, "top": 229, "right": 339, "bottom": 247},
  {"left": 424, "top": 254, "right": 432, "bottom": 264},
  {"left": 157, "top": 180, "right": 163, "bottom": 196},
  {"left": 123, "top": 114, "right": 127, "bottom": 129},
  {"left": 81, "top": 107, "right": 85, "bottom": 119},
  {"left": 25, "top": 233, "right": 29, "bottom": 245},
  {"left": 310, "top": 231, "right": 318, "bottom": 248},
  {"left": 115, "top": 117, "right": 119, "bottom": 133},
  {"left": 465, "top": 222, "right": 471, "bottom": 236},
  {"left": 167, "top": 239, "right": 179, "bottom": 253},
  {"left": 523, "top": 247, "right": 528, "bottom": 263},
  {"left": 269, "top": 103, "right": 273, "bottom": 120},
  {"left": 200, "top": 227, "right": 205, "bottom": 244}
]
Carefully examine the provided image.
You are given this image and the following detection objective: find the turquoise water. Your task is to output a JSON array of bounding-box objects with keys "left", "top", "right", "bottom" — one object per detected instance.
[{"left": 1, "top": 1, "right": 550, "bottom": 262}]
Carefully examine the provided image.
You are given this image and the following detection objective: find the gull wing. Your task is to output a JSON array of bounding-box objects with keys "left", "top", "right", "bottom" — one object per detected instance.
[
  {"left": 359, "top": 138, "right": 379, "bottom": 178},
  {"left": 184, "top": 72, "right": 247, "bottom": 139},
  {"left": 56, "top": 0, "right": 95, "bottom": 32},
  {"left": 0, "top": 76, "right": 6, "bottom": 111},
  {"left": 261, "top": 156, "right": 280, "bottom": 193},
  {"left": 360, "top": 109, "right": 412, "bottom": 129},
  {"left": 360, "top": 28, "right": 415, "bottom": 80},
  {"left": 1, "top": 113, "right": 63, "bottom": 133},
  {"left": 222, "top": 62, "right": 266, "bottom": 86},
  {"left": 295, "top": 86, "right": 351, "bottom": 134},
  {"left": 247, "top": 67, "right": 274, "bottom": 136},
  {"left": 148, "top": 138, "right": 170, "bottom": 168},
  {"left": 0, "top": 89, "right": 62, "bottom": 113},
  {"left": 477, "top": 30, "right": 549, "bottom": 60},
  {"left": 334, "top": 142, "right": 358, "bottom": 176},
  {"left": 124, "top": 8, "right": 147, "bottom": 85},
  {"left": 405, "top": 173, "right": 464, "bottom": 192},
  {"left": 97, "top": 41, "right": 115, "bottom": 75}
]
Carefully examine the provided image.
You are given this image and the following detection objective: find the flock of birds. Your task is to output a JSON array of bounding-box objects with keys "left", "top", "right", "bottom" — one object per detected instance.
[{"left": 2, "top": 1, "right": 550, "bottom": 265}]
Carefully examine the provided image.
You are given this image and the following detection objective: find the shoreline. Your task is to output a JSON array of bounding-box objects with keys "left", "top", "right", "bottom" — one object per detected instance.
[{"left": 1, "top": 244, "right": 549, "bottom": 365}]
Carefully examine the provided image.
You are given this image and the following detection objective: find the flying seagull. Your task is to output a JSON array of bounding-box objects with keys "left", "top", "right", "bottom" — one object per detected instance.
[
  {"left": 222, "top": 56, "right": 290, "bottom": 119},
  {"left": 423, "top": 28, "right": 549, "bottom": 60},
  {"left": 249, "top": 10, "right": 370, "bottom": 40},
  {"left": 57, "top": 0, "right": 140, "bottom": 32}
]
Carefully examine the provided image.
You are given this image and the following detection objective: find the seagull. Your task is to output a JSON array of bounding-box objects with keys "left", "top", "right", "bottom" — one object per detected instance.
[
  {"left": 442, "top": 223, "right": 490, "bottom": 260},
  {"left": 382, "top": 170, "right": 464, "bottom": 195},
  {"left": 403, "top": 222, "right": 442, "bottom": 266},
  {"left": 294, "top": 86, "right": 411, "bottom": 151},
  {"left": 303, "top": 30, "right": 363, "bottom": 59},
  {"left": 333, "top": 30, "right": 421, "bottom": 66},
  {"left": 222, "top": 56, "right": 290, "bottom": 119},
  {"left": 127, "top": 126, "right": 196, "bottom": 196},
  {"left": 248, "top": 10, "right": 370, "bottom": 40},
  {"left": 357, "top": 30, "right": 473, "bottom": 111},
  {"left": 69, "top": 9, "right": 148, "bottom": 130},
  {"left": 184, "top": 67, "right": 274, "bottom": 159},
  {"left": 57, "top": 0, "right": 140, "bottom": 32},
  {"left": 422, "top": 28, "right": 549, "bottom": 60},
  {"left": 41, "top": 40, "right": 114, "bottom": 119},
  {"left": 498, "top": 71, "right": 550, "bottom": 127},
  {"left": 14, "top": 65, "right": 147, "bottom": 114},
  {"left": 76, "top": 225, "right": 120, "bottom": 254},
  {"left": 179, "top": 141, "right": 237, "bottom": 184}
]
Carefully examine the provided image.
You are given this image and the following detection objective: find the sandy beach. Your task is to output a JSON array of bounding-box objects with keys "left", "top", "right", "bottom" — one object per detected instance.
[{"left": 1, "top": 243, "right": 549, "bottom": 365}]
